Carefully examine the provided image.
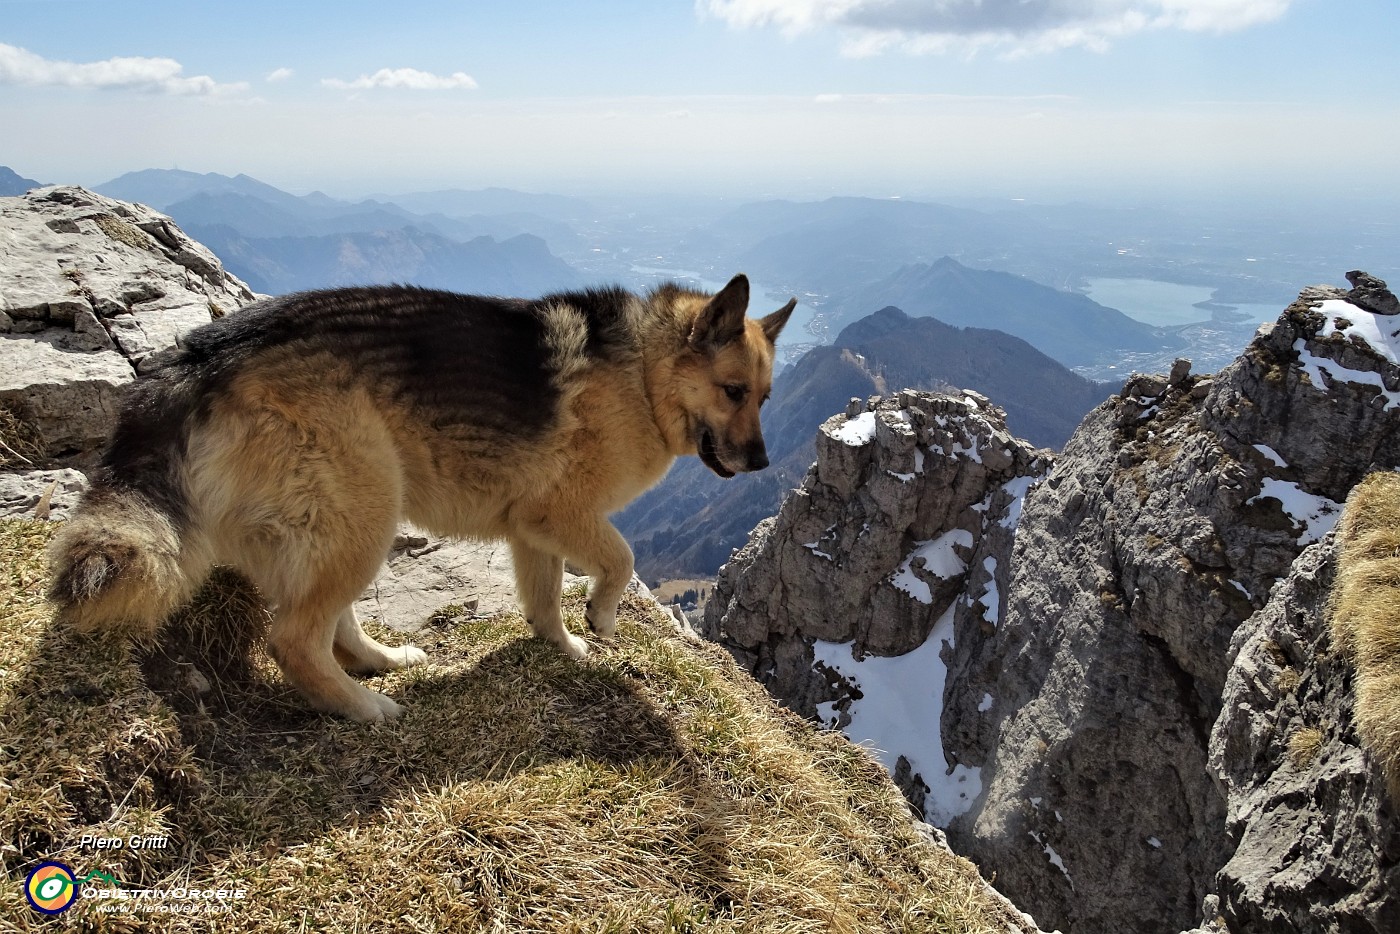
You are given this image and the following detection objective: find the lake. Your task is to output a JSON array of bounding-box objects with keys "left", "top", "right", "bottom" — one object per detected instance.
[{"left": 1083, "top": 277, "right": 1280, "bottom": 327}]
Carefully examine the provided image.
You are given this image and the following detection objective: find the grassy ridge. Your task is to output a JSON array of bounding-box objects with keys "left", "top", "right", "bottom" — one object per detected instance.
[{"left": 0, "top": 518, "right": 1019, "bottom": 932}]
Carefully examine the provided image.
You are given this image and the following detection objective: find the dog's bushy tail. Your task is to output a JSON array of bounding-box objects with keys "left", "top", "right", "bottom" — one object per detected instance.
[{"left": 48, "top": 374, "right": 205, "bottom": 637}]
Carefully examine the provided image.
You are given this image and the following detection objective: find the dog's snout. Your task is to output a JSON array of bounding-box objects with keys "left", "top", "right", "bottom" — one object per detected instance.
[{"left": 745, "top": 447, "right": 769, "bottom": 472}]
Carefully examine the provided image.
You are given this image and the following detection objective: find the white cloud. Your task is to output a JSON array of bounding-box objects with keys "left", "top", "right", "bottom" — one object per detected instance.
[
  {"left": 698, "top": 0, "right": 1292, "bottom": 55},
  {"left": 266, "top": 67, "right": 295, "bottom": 83},
  {"left": 321, "top": 67, "right": 478, "bottom": 91},
  {"left": 0, "top": 42, "right": 246, "bottom": 95}
]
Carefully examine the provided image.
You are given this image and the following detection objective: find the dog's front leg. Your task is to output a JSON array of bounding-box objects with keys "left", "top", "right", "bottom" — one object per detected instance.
[
  {"left": 577, "top": 519, "right": 633, "bottom": 639},
  {"left": 518, "top": 513, "right": 633, "bottom": 642}
]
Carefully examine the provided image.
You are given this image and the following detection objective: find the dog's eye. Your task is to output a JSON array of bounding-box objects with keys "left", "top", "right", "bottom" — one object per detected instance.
[{"left": 724, "top": 384, "right": 747, "bottom": 403}]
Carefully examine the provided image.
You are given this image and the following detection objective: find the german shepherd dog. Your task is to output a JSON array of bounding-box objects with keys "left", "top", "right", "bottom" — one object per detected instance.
[{"left": 48, "top": 274, "right": 793, "bottom": 721}]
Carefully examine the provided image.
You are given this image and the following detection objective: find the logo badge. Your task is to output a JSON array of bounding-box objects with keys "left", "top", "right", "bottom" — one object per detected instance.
[{"left": 25, "top": 861, "right": 79, "bottom": 914}]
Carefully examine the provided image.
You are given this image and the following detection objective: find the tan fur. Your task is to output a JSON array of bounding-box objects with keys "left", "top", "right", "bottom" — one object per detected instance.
[{"left": 50, "top": 276, "right": 792, "bottom": 721}]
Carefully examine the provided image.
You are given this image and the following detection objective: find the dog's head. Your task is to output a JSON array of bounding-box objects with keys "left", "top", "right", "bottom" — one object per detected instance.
[{"left": 668, "top": 274, "right": 794, "bottom": 478}]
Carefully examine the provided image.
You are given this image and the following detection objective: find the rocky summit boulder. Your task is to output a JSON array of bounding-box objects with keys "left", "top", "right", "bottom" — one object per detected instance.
[
  {"left": 0, "top": 185, "right": 259, "bottom": 468},
  {"left": 703, "top": 389, "right": 1050, "bottom": 823}
]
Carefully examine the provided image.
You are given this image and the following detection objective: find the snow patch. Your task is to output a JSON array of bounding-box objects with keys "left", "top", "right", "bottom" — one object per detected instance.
[
  {"left": 1248, "top": 478, "right": 1342, "bottom": 545},
  {"left": 1318, "top": 297, "right": 1400, "bottom": 363},
  {"left": 1147, "top": 836, "right": 1163, "bottom": 849},
  {"left": 811, "top": 606, "right": 981, "bottom": 827},
  {"left": 832, "top": 411, "right": 877, "bottom": 446},
  {"left": 889, "top": 529, "right": 973, "bottom": 604},
  {"left": 1292, "top": 298, "right": 1400, "bottom": 408},
  {"left": 977, "top": 556, "right": 1001, "bottom": 625},
  {"left": 1253, "top": 443, "right": 1287, "bottom": 468},
  {"left": 1029, "top": 831, "right": 1074, "bottom": 888},
  {"left": 999, "top": 474, "right": 1039, "bottom": 533},
  {"left": 978, "top": 693, "right": 994, "bottom": 712},
  {"left": 803, "top": 542, "right": 834, "bottom": 561}
]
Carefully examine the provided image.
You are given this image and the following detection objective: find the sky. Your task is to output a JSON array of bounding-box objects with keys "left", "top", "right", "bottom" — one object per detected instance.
[{"left": 1, "top": 0, "right": 1397, "bottom": 204}]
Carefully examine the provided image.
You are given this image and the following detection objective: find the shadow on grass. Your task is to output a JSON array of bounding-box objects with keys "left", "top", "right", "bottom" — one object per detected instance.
[{"left": 2, "top": 604, "right": 743, "bottom": 915}]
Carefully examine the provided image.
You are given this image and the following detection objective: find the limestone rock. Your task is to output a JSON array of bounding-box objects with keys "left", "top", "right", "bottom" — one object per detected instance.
[
  {"left": 0, "top": 185, "right": 258, "bottom": 464},
  {"left": 355, "top": 532, "right": 585, "bottom": 630},
  {"left": 704, "top": 389, "right": 1050, "bottom": 824},
  {"left": 1345, "top": 269, "right": 1400, "bottom": 316},
  {"left": 1208, "top": 534, "right": 1400, "bottom": 933},
  {"left": 947, "top": 281, "right": 1400, "bottom": 933},
  {"left": 0, "top": 468, "right": 86, "bottom": 519}
]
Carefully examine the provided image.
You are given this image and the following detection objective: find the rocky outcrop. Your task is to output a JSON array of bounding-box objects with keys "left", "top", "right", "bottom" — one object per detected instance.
[
  {"left": 354, "top": 533, "right": 584, "bottom": 629},
  {"left": 946, "top": 280, "right": 1400, "bottom": 933},
  {"left": 1209, "top": 529, "right": 1399, "bottom": 933},
  {"left": 704, "top": 389, "right": 1049, "bottom": 822},
  {"left": 708, "top": 274, "right": 1400, "bottom": 933},
  {"left": 0, "top": 185, "right": 259, "bottom": 468}
]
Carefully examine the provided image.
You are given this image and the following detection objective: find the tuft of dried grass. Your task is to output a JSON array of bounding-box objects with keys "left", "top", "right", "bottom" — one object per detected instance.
[
  {"left": 1287, "top": 726, "right": 1325, "bottom": 769},
  {"left": 1331, "top": 471, "right": 1400, "bottom": 799},
  {"left": 0, "top": 402, "right": 44, "bottom": 469},
  {"left": 93, "top": 214, "right": 157, "bottom": 254},
  {"left": 0, "top": 517, "right": 1019, "bottom": 932}
]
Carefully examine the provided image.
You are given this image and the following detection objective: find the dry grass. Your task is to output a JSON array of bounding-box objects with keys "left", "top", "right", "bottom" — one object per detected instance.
[
  {"left": 92, "top": 214, "right": 157, "bottom": 254},
  {"left": 0, "top": 518, "right": 1018, "bottom": 932},
  {"left": 1287, "top": 727, "right": 1325, "bottom": 769},
  {"left": 1331, "top": 471, "right": 1400, "bottom": 799},
  {"left": 0, "top": 403, "right": 44, "bottom": 469}
]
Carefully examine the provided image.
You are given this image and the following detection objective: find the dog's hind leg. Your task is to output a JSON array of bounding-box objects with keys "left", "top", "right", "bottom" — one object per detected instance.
[
  {"left": 333, "top": 606, "right": 429, "bottom": 674},
  {"left": 515, "top": 515, "right": 632, "bottom": 642},
  {"left": 508, "top": 536, "right": 588, "bottom": 659},
  {"left": 267, "top": 593, "right": 405, "bottom": 722},
  {"left": 196, "top": 385, "right": 415, "bottom": 721}
]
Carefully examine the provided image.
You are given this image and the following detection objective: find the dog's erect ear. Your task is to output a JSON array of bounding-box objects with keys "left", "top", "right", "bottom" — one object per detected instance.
[
  {"left": 760, "top": 298, "right": 796, "bottom": 345},
  {"left": 689, "top": 274, "right": 749, "bottom": 350}
]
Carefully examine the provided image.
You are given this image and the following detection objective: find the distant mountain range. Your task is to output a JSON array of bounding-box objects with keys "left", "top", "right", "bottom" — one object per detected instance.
[
  {"left": 675, "top": 194, "right": 1314, "bottom": 311},
  {"left": 90, "top": 169, "right": 586, "bottom": 296},
  {"left": 830, "top": 257, "right": 1184, "bottom": 369},
  {"left": 0, "top": 166, "right": 43, "bottom": 196},
  {"left": 617, "top": 304, "right": 1112, "bottom": 582},
  {"left": 188, "top": 224, "right": 583, "bottom": 296}
]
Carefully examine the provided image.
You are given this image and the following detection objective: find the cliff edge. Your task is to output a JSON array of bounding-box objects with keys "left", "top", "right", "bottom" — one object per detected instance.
[{"left": 707, "top": 272, "right": 1400, "bottom": 932}]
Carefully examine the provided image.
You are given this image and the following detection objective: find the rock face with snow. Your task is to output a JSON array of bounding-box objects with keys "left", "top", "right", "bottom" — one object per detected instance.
[
  {"left": 1208, "top": 530, "right": 1399, "bottom": 933},
  {"left": 702, "top": 389, "right": 1049, "bottom": 821},
  {"left": 0, "top": 185, "right": 259, "bottom": 467},
  {"left": 946, "top": 281, "right": 1400, "bottom": 933},
  {"left": 707, "top": 274, "right": 1400, "bottom": 933}
]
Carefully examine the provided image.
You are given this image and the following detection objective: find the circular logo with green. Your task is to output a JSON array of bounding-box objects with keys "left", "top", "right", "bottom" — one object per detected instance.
[{"left": 25, "top": 861, "right": 79, "bottom": 914}]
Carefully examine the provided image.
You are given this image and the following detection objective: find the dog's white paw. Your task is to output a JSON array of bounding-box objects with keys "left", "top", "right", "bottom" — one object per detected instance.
[
  {"left": 394, "top": 645, "right": 428, "bottom": 668},
  {"left": 558, "top": 632, "right": 590, "bottom": 660},
  {"left": 341, "top": 687, "right": 405, "bottom": 723},
  {"left": 370, "top": 691, "right": 406, "bottom": 721},
  {"left": 585, "top": 601, "right": 618, "bottom": 639}
]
